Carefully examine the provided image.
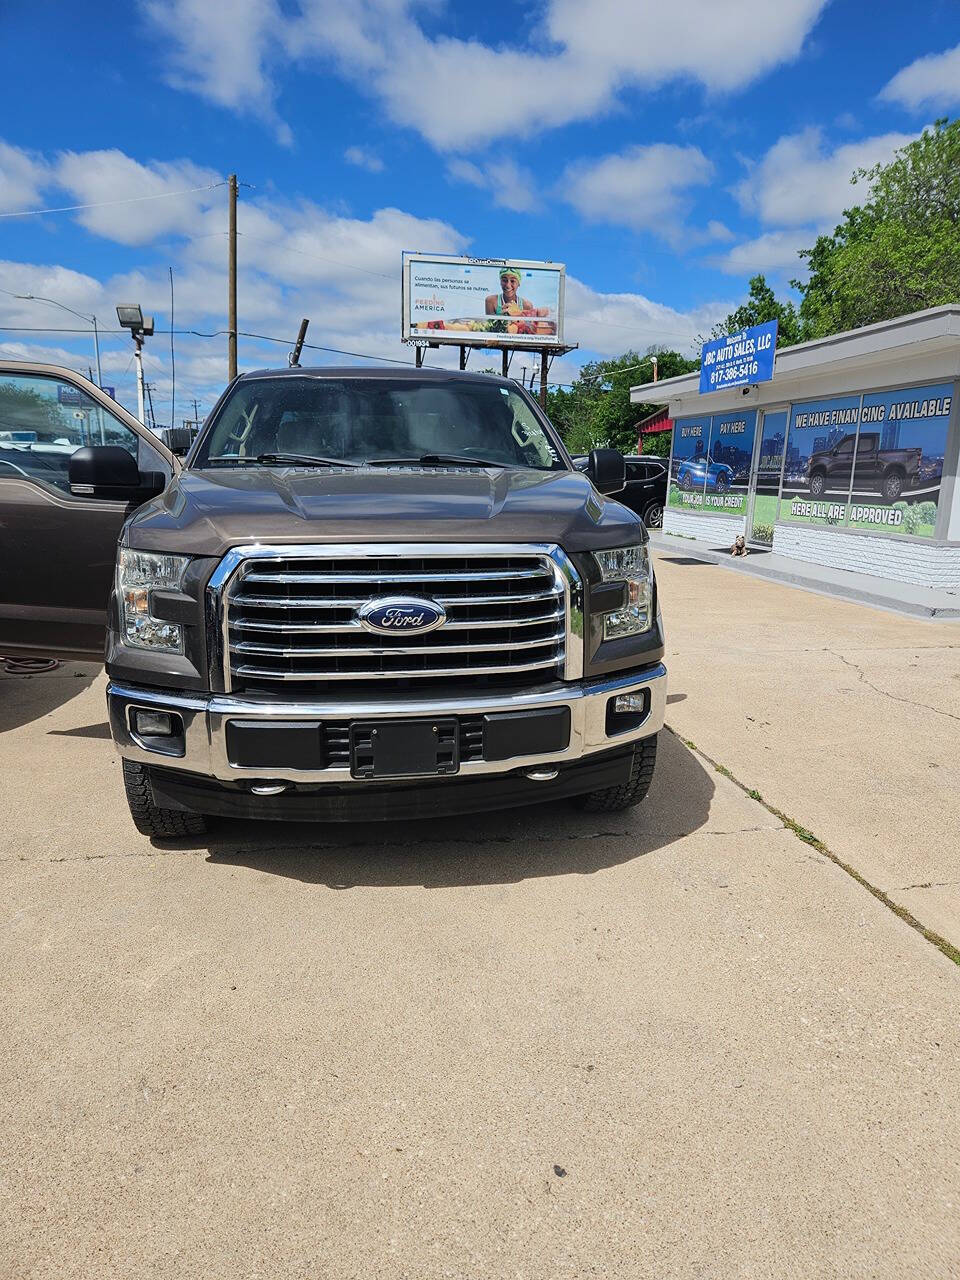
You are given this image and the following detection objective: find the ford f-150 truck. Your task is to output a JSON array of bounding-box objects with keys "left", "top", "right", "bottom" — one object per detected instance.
[{"left": 0, "top": 362, "right": 666, "bottom": 838}]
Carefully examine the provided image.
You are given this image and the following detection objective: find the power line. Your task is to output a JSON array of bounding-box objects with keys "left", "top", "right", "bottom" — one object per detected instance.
[{"left": 0, "top": 180, "right": 227, "bottom": 220}]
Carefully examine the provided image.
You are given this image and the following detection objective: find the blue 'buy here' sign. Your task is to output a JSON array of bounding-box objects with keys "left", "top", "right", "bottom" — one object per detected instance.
[{"left": 699, "top": 319, "right": 777, "bottom": 394}]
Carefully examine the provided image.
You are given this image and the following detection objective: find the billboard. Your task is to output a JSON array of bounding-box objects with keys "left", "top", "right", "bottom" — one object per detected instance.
[
  {"left": 699, "top": 319, "right": 777, "bottom": 393},
  {"left": 402, "top": 253, "right": 564, "bottom": 347}
]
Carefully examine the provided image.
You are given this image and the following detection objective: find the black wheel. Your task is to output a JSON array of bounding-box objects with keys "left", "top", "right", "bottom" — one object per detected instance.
[
  {"left": 715, "top": 473, "right": 730, "bottom": 493},
  {"left": 809, "top": 471, "right": 826, "bottom": 498},
  {"left": 572, "top": 734, "right": 658, "bottom": 813},
  {"left": 642, "top": 500, "right": 663, "bottom": 529},
  {"left": 882, "top": 469, "right": 904, "bottom": 502},
  {"left": 680, "top": 472, "right": 693, "bottom": 491},
  {"left": 122, "top": 759, "right": 208, "bottom": 839}
]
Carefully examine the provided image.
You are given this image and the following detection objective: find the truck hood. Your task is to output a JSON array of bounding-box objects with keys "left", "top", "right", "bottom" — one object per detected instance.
[{"left": 125, "top": 464, "right": 645, "bottom": 557}]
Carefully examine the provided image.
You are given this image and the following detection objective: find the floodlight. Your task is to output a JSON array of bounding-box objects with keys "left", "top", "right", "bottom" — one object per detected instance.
[{"left": 116, "top": 304, "right": 145, "bottom": 330}]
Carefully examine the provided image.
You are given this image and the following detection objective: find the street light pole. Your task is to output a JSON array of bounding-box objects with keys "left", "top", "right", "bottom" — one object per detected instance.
[
  {"left": 133, "top": 336, "right": 145, "bottom": 425},
  {"left": 15, "top": 293, "right": 103, "bottom": 387}
]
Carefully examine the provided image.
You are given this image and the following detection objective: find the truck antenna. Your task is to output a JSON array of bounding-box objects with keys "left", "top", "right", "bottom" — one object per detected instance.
[{"left": 289, "top": 318, "right": 310, "bottom": 368}]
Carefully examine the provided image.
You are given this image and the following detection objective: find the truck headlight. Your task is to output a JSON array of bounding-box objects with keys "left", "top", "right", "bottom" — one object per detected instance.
[
  {"left": 593, "top": 544, "right": 654, "bottom": 639},
  {"left": 117, "top": 549, "right": 190, "bottom": 652}
]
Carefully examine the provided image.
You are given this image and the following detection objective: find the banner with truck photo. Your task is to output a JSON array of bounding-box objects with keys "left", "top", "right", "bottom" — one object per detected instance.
[
  {"left": 402, "top": 254, "right": 564, "bottom": 347},
  {"left": 667, "top": 410, "right": 758, "bottom": 516},
  {"left": 778, "top": 382, "right": 953, "bottom": 539}
]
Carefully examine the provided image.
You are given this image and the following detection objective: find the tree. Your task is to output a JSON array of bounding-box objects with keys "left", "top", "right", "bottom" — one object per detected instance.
[
  {"left": 795, "top": 118, "right": 960, "bottom": 337},
  {"left": 547, "top": 348, "right": 697, "bottom": 455},
  {"left": 712, "top": 274, "right": 802, "bottom": 347}
]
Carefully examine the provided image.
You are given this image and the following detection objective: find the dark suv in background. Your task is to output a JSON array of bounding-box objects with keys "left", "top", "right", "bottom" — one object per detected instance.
[{"left": 574, "top": 455, "right": 666, "bottom": 527}]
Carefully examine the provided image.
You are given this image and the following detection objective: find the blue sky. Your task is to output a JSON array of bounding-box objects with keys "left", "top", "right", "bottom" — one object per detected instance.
[{"left": 1, "top": 0, "right": 958, "bottom": 423}]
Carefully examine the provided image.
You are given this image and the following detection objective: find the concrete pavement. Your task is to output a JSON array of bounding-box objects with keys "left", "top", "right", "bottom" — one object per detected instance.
[
  {"left": 1, "top": 658, "right": 959, "bottom": 1278},
  {"left": 653, "top": 549, "right": 960, "bottom": 955}
]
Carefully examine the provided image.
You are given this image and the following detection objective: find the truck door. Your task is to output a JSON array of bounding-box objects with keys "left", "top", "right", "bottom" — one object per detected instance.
[
  {"left": 829, "top": 434, "right": 856, "bottom": 492},
  {"left": 0, "top": 366, "right": 176, "bottom": 660}
]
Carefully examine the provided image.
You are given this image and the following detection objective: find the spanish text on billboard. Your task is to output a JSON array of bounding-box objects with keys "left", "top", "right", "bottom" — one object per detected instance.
[{"left": 404, "top": 256, "right": 563, "bottom": 346}]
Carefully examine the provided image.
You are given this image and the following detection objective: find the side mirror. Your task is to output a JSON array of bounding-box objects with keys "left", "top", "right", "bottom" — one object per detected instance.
[
  {"left": 69, "top": 445, "right": 162, "bottom": 501},
  {"left": 587, "top": 447, "right": 627, "bottom": 496}
]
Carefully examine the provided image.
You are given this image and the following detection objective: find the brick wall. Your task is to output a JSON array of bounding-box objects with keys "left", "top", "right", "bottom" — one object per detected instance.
[
  {"left": 773, "top": 524, "right": 960, "bottom": 588},
  {"left": 663, "top": 508, "right": 746, "bottom": 543}
]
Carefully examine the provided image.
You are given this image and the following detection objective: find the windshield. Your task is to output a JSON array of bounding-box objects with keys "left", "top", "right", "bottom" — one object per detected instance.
[{"left": 195, "top": 376, "right": 566, "bottom": 471}]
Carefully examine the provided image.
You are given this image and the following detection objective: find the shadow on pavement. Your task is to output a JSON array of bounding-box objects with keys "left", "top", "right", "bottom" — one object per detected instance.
[
  {"left": 0, "top": 664, "right": 99, "bottom": 734},
  {"left": 201, "top": 729, "right": 714, "bottom": 889}
]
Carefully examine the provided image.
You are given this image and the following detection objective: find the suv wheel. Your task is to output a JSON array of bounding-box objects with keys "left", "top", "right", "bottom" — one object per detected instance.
[
  {"left": 122, "top": 759, "right": 208, "bottom": 839},
  {"left": 572, "top": 734, "right": 658, "bottom": 813},
  {"left": 809, "top": 471, "right": 826, "bottom": 498},
  {"left": 642, "top": 500, "right": 663, "bottom": 529},
  {"left": 882, "top": 469, "right": 904, "bottom": 502}
]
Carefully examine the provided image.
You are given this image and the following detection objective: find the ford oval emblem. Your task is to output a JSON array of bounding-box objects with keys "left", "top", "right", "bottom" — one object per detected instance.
[{"left": 358, "top": 596, "right": 447, "bottom": 636}]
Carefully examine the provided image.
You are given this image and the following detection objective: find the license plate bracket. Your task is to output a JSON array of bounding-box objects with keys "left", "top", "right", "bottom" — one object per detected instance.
[{"left": 350, "top": 719, "right": 459, "bottom": 779}]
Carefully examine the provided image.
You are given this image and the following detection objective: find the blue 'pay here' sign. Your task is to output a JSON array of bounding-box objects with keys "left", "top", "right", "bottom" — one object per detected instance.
[{"left": 699, "top": 319, "right": 777, "bottom": 393}]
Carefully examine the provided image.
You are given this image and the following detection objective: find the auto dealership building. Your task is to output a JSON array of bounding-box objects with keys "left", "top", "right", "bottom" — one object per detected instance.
[{"left": 630, "top": 306, "right": 960, "bottom": 587}]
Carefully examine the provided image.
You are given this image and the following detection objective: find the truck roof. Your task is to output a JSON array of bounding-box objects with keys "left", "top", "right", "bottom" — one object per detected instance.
[{"left": 239, "top": 365, "right": 516, "bottom": 387}]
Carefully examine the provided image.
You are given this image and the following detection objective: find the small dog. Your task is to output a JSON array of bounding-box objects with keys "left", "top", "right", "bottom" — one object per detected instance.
[{"left": 730, "top": 534, "right": 749, "bottom": 557}]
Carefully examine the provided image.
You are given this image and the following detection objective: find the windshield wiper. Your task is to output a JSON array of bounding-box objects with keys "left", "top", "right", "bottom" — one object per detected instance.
[
  {"left": 207, "top": 453, "right": 359, "bottom": 469},
  {"left": 366, "top": 453, "right": 512, "bottom": 469}
]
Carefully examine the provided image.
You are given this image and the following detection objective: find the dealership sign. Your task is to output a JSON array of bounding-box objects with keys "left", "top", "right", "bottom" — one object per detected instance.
[
  {"left": 402, "top": 253, "right": 565, "bottom": 347},
  {"left": 699, "top": 319, "right": 777, "bottom": 393}
]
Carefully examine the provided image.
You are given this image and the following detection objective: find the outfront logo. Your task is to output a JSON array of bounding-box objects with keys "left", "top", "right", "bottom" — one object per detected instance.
[{"left": 358, "top": 597, "right": 447, "bottom": 636}]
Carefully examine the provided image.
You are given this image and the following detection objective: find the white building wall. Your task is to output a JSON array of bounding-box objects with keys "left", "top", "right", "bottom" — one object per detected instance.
[
  {"left": 663, "top": 508, "right": 745, "bottom": 543},
  {"left": 773, "top": 524, "right": 960, "bottom": 587}
]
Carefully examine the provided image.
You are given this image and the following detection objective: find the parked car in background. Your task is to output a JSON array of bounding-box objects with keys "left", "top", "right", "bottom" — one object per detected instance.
[
  {"left": 677, "top": 453, "right": 735, "bottom": 494},
  {"left": 806, "top": 432, "right": 921, "bottom": 502},
  {"left": 573, "top": 454, "right": 666, "bottom": 527}
]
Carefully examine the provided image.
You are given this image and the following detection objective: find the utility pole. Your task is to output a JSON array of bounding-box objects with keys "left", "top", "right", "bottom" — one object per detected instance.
[
  {"left": 228, "top": 173, "right": 238, "bottom": 380},
  {"left": 192, "top": 398, "right": 200, "bottom": 424},
  {"left": 134, "top": 337, "right": 145, "bottom": 425}
]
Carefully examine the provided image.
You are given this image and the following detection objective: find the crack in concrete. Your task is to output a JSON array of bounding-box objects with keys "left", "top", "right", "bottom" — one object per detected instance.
[
  {"left": 893, "top": 880, "right": 960, "bottom": 893},
  {"left": 828, "top": 650, "right": 960, "bottom": 723}
]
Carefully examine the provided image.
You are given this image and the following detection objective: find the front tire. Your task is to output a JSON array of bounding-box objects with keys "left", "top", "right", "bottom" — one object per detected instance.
[
  {"left": 882, "top": 469, "right": 904, "bottom": 502},
  {"left": 572, "top": 734, "right": 658, "bottom": 813},
  {"left": 122, "top": 758, "right": 208, "bottom": 839}
]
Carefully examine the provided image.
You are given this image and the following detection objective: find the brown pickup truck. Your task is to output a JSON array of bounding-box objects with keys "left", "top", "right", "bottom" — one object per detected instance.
[{"left": 1, "top": 361, "right": 666, "bottom": 838}]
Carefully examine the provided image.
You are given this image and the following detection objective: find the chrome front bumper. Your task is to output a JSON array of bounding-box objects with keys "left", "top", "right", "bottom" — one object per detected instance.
[{"left": 107, "top": 665, "right": 666, "bottom": 785}]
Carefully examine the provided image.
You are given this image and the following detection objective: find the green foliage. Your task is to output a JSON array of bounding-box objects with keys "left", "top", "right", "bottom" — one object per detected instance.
[
  {"left": 547, "top": 348, "right": 697, "bottom": 455},
  {"left": 712, "top": 274, "right": 802, "bottom": 347},
  {"left": 795, "top": 118, "right": 960, "bottom": 337},
  {"left": 639, "top": 430, "right": 671, "bottom": 458}
]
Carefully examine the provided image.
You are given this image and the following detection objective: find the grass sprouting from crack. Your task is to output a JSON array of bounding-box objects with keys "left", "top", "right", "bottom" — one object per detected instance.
[{"left": 670, "top": 728, "right": 960, "bottom": 969}]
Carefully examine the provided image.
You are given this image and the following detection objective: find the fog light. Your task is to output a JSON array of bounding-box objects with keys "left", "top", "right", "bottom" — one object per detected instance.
[
  {"left": 134, "top": 709, "right": 174, "bottom": 736},
  {"left": 614, "top": 693, "right": 647, "bottom": 714}
]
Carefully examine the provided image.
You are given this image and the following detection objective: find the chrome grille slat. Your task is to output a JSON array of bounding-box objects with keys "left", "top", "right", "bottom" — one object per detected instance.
[
  {"left": 242, "top": 567, "right": 551, "bottom": 585},
  {"left": 232, "top": 656, "right": 563, "bottom": 682},
  {"left": 230, "top": 608, "right": 563, "bottom": 634},
  {"left": 232, "top": 629, "right": 565, "bottom": 657},
  {"left": 222, "top": 545, "right": 569, "bottom": 693}
]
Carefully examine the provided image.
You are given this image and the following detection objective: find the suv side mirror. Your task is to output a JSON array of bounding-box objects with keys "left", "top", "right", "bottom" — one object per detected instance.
[
  {"left": 587, "top": 447, "right": 627, "bottom": 496},
  {"left": 69, "top": 445, "right": 163, "bottom": 501}
]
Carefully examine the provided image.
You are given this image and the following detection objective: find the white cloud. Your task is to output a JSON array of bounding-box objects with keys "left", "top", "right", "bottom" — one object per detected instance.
[
  {"left": 54, "top": 150, "right": 225, "bottom": 245},
  {"left": 563, "top": 276, "right": 732, "bottom": 359},
  {"left": 712, "top": 229, "right": 814, "bottom": 275},
  {"left": 144, "top": 0, "right": 292, "bottom": 144},
  {"left": 143, "top": 0, "right": 828, "bottom": 150},
  {"left": 0, "top": 141, "right": 51, "bottom": 214},
  {"left": 879, "top": 43, "right": 960, "bottom": 111},
  {"left": 561, "top": 144, "right": 714, "bottom": 242},
  {"left": 344, "top": 146, "right": 385, "bottom": 173},
  {"left": 446, "top": 158, "right": 539, "bottom": 213},
  {"left": 733, "top": 126, "right": 915, "bottom": 228}
]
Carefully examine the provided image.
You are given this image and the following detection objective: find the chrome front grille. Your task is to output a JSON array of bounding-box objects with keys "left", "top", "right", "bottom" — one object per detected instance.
[{"left": 217, "top": 543, "right": 580, "bottom": 694}]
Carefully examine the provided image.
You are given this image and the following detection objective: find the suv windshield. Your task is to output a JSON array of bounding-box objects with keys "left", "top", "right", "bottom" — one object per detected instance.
[{"left": 195, "top": 376, "right": 566, "bottom": 472}]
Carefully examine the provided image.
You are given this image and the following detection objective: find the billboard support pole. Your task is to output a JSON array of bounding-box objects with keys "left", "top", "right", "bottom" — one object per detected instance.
[
  {"left": 459, "top": 345, "right": 467, "bottom": 371},
  {"left": 415, "top": 346, "right": 424, "bottom": 369},
  {"left": 539, "top": 350, "right": 548, "bottom": 408}
]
